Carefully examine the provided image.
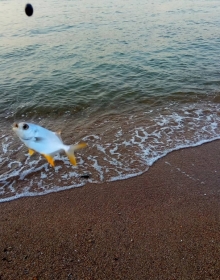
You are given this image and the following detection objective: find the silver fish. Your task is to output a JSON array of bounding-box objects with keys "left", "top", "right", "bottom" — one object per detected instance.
[{"left": 13, "top": 122, "right": 87, "bottom": 167}]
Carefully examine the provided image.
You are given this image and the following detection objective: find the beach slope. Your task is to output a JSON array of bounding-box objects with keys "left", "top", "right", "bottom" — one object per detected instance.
[{"left": 1, "top": 140, "right": 220, "bottom": 279}]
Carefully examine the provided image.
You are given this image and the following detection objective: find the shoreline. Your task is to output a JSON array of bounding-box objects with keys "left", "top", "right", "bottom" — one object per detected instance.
[
  {"left": 1, "top": 140, "right": 220, "bottom": 279},
  {"left": 1, "top": 136, "right": 220, "bottom": 204}
]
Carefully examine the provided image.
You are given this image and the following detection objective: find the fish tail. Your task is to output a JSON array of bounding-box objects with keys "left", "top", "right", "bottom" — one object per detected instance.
[{"left": 65, "top": 142, "right": 87, "bottom": 166}]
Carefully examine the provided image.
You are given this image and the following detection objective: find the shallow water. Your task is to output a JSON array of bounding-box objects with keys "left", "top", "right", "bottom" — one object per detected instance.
[{"left": 0, "top": 0, "right": 220, "bottom": 202}]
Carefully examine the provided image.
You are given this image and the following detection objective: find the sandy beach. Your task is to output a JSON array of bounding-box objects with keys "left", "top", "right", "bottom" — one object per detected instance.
[{"left": 1, "top": 140, "right": 220, "bottom": 280}]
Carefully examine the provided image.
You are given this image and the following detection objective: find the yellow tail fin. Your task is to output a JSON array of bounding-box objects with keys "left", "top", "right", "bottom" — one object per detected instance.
[{"left": 66, "top": 142, "right": 87, "bottom": 166}]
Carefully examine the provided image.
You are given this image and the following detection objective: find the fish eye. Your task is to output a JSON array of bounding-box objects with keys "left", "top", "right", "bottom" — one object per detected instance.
[{"left": 22, "top": 123, "right": 29, "bottom": 130}]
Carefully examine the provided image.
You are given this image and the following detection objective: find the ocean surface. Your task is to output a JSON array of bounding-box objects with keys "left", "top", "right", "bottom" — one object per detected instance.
[{"left": 0, "top": 0, "right": 220, "bottom": 202}]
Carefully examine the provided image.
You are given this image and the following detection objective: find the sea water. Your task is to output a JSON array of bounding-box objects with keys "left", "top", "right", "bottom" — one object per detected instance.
[{"left": 0, "top": 0, "right": 220, "bottom": 202}]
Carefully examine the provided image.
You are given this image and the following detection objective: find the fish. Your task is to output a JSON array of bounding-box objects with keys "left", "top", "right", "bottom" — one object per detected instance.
[{"left": 12, "top": 122, "right": 87, "bottom": 167}]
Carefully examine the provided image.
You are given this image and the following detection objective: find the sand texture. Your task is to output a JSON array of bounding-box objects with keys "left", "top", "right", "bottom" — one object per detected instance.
[{"left": 1, "top": 140, "right": 220, "bottom": 280}]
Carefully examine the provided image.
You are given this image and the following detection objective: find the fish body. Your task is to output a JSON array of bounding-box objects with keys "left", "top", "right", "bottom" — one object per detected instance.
[{"left": 12, "top": 122, "right": 87, "bottom": 166}]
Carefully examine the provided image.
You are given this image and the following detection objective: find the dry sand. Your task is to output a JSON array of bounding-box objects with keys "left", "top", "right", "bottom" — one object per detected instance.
[{"left": 1, "top": 140, "right": 220, "bottom": 280}]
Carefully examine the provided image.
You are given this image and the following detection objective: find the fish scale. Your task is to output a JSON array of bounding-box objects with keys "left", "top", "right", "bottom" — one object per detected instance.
[{"left": 12, "top": 122, "right": 87, "bottom": 167}]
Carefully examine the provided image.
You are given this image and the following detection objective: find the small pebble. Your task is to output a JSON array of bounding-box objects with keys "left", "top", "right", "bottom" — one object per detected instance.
[{"left": 80, "top": 173, "right": 91, "bottom": 179}]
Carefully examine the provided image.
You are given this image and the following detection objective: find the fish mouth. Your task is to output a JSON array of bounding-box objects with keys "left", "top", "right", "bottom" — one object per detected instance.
[
  {"left": 12, "top": 123, "right": 31, "bottom": 140},
  {"left": 12, "top": 123, "right": 18, "bottom": 130},
  {"left": 21, "top": 136, "right": 32, "bottom": 141}
]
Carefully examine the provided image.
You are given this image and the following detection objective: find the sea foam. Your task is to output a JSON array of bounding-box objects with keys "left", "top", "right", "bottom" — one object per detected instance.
[{"left": 0, "top": 99, "right": 220, "bottom": 202}]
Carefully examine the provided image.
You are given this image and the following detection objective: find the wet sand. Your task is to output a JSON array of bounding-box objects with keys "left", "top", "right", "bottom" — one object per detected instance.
[{"left": 1, "top": 140, "right": 220, "bottom": 280}]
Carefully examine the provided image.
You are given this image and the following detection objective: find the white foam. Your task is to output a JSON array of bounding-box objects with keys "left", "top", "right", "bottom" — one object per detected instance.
[
  {"left": 40, "top": 172, "right": 47, "bottom": 179},
  {"left": 2, "top": 137, "right": 12, "bottom": 154},
  {"left": 0, "top": 182, "right": 86, "bottom": 203},
  {"left": 0, "top": 100, "right": 220, "bottom": 202}
]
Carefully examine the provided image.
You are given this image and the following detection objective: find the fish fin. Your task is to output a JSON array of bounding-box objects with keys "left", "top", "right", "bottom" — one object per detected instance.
[
  {"left": 55, "top": 130, "right": 62, "bottom": 140},
  {"left": 74, "top": 142, "right": 88, "bottom": 150},
  {"left": 66, "top": 142, "right": 87, "bottom": 166},
  {"left": 35, "top": 137, "right": 44, "bottom": 142},
  {"left": 28, "top": 149, "right": 35, "bottom": 156},
  {"left": 67, "top": 153, "right": 77, "bottom": 166},
  {"left": 42, "top": 154, "right": 55, "bottom": 167}
]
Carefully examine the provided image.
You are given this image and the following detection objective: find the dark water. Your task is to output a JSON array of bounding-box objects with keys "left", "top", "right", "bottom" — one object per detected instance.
[{"left": 0, "top": 0, "right": 220, "bottom": 202}]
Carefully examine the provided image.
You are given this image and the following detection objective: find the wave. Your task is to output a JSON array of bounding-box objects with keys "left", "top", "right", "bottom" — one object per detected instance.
[{"left": 0, "top": 95, "right": 220, "bottom": 202}]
